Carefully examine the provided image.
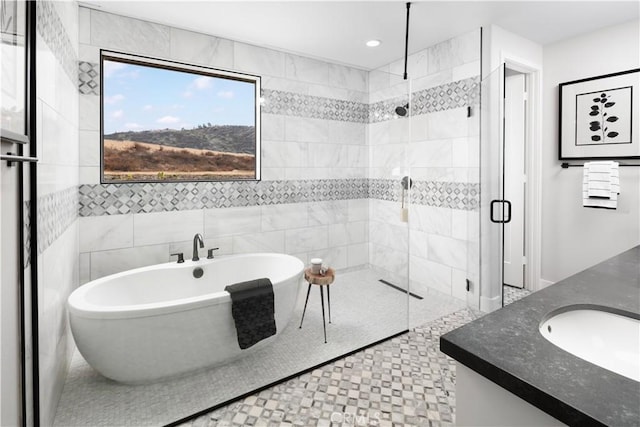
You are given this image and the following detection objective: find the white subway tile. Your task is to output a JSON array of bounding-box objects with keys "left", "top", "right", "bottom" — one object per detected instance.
[
  {"left": 451, "top": 268, "right": 468, "bottom": 300},
  {"left": 90, "top": 10, "right": 170, "bottom": 56},
  {"left": 234, "top": 42, "right": 285, "bottom": 77},
  {"left": 451, "top": 210, "right": 468, "bottom": 241},
  {"left": 79, "top": 214, "right": 133, "bottom": 252},
  {"left": 79, "top": 130, "right": 100, "bottom": 167},
  {"left": 348, "top": 199, "right": 369, "bottom": 222},
  {"left": 285, "top": 116, "right": 329, "bottom": 143},
  {"left": 78, "top": 7, "right": 91, "bottom": 45},
  {"left": 170, "top": 28, "right": 233, "bottom": 69},
  {"left": 79, "top": 252, "right": 91, "bottom": 285},
  {"left": 285, "top": 226, "right": 328, "bottom": 253},
  {"left": 347, "top": 243, "right": 369, "bottom": 268},
  {"left": 261, "top": 203, "right": 308, "bottom": 231},
  {"left": 328, "top": 63, "right": 367, "bottom": 92},
  {"left": 204, "top": 206, "right": 261, "bottom": 237},
  {"left": 308, "top": 200, "right": 348, "bottom": 226},
  {"left": 232, "top": 231, "right": 286, "bottom": 254},
  {"left": 134, "top": 210, "right": 203, "bottom": 246},
  {"left": 427, "top": 234, "right": 467, "bottom": 270},
  {"left": 262, "top": 115, "right": 285, "bottom": 141},
  {"left": 90, "top": 244, "right": 170, "bottom": 280},
  {"left": 426, "top": 108, "right": 468, "bottom": 139},
  {"left": 285, "top": 54, "right": 329, "bottom": 85}
]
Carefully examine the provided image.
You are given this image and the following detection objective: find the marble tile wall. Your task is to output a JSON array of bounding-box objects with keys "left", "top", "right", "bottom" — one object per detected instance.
[
  {"left": 77, "top": 8, "right": 369, "bottom": 281},
  {"left": 35, "top": 1, "right": 80, "bottom": 425},
  {"left": 367, "top": 29, "right": 481, "bottom": 299},
  {"left": 74, "top": 8, "right": 481, "bottom": 304}
]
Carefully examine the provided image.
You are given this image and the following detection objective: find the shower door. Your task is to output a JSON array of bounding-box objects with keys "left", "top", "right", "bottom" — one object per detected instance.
[
  {"left": 480, "top": 65, "right": 509, "bottom": 310},
  {"left": 367, "top": 68, "right": 412, "bottom": 330}
]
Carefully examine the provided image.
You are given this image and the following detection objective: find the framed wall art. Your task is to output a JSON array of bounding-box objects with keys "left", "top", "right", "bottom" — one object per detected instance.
[{"left": 559, "top": 68, "right": 640, "bottom": 160}]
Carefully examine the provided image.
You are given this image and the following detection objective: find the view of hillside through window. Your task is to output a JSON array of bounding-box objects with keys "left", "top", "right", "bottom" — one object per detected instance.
[{"left": 101, "top": 53, "right": 260, "bottom": 182}]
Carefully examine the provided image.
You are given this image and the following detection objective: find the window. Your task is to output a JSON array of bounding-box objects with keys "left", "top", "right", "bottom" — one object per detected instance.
[{"left": 100, "top": 51, "right": 261, "bottom": 183}]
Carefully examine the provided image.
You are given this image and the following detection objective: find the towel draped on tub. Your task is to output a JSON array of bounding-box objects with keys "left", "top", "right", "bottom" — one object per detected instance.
[{"left": 224, "top": 278, "right": 276, "bottom": 349}]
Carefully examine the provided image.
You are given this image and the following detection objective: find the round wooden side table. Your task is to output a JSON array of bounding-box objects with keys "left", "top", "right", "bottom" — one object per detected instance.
[{"left": 299, "top": 267, "right": 335, "bottom": 343}]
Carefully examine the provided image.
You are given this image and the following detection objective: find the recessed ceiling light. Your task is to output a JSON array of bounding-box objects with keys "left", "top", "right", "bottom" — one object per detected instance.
[{"left": 366, "top": 39, "right": 381, "bottom": 48}]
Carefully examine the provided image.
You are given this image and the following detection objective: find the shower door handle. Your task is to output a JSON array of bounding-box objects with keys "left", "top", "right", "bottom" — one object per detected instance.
[{"left": 490, "top": 200, "right": 512, "bottom": 224}]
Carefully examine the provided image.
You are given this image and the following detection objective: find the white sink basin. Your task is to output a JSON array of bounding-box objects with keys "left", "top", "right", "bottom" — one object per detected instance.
[{"left": 540, "top": 307, "right": 640, "bottom": 382}]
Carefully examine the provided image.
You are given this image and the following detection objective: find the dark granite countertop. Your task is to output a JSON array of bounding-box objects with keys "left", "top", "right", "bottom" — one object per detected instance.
[{"left": 441, "top": 246, "right": 640, "bottom": 426}]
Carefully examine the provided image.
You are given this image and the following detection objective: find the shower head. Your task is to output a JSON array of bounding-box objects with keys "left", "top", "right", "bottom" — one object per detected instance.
[{"left": 395, "top": 103, "right": 409, "bottom": 117}]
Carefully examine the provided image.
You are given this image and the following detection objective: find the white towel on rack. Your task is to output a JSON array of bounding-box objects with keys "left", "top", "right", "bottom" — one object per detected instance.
[
  {"left": 585, "top": 161, "right": 619, "bottom": 198},
  {"left": 582, "top": 161, "right": 620, "bottom": 209}
]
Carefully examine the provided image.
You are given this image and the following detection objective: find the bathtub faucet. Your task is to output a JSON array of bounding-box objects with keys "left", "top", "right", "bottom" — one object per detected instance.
[{"left": 192, "top": 233, "right": 205, "bottom": 261}]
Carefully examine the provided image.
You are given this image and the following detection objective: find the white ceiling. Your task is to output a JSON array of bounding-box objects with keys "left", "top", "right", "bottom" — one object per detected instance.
[{"left": 81, "top": 1, "right": 639, "bottom": 70}]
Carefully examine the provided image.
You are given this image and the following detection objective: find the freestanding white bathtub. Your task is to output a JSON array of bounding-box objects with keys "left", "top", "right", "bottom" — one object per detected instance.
[{"left": 68, "top": 253, "right": 304, "bottom": 384}]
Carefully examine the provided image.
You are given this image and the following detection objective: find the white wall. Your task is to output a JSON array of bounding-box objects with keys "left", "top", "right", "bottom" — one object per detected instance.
[{"left": 541, "top": 19, "right": 640, "bottom": 283}]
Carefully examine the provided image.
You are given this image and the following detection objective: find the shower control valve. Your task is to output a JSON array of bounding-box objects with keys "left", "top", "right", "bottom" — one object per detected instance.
[
  {"left": 207, "top": 248, "right": 219, "bottom": 259},
  {"left": 170, "top": 252, "right": 185, "bottom": 263}
]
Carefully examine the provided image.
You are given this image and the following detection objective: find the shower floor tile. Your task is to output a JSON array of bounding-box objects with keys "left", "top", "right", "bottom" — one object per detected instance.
[{"left": 53, "top": 267, "right": 466, "bottom": 426}]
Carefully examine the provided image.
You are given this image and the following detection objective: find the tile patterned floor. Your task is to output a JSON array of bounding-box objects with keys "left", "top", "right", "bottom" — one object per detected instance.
[
  {"left": 503, "top": 285, "right": 531, "bottom": 306},
  {"left": 180, "top": 286, "right": 531, "bottom": 427}
]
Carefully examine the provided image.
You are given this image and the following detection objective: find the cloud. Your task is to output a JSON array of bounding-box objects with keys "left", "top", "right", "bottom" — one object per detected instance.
[
  {"left": 182, "top": 90, "right": 193, "bottom": 99},
  {"left": 217, "top": 90, "right": 234, "bottom": 99},
  {"left": 124, "top": 123, "right": 143, "bottom": 130},
  {"left": 111, "top": 110, "right": 124, "bottom": 119},
  {"left": 142, "top": 105, "right": 153, "bottom": 111},
  {"left": 193, "top": 76, "right": 213, "bottom": 90},
  {"left": 104, "top": 94, "right": 125, "bottom": 105},
  {"left": 103, "top": 62, "right": 127, "bottom": 78},
  {"left": 156, "top": 115, "right": 180, "bottom": 124}
]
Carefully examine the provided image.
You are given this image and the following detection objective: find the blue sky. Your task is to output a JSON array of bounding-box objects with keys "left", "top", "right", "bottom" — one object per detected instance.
[{"left": 102, "top": 60, "right": 256, "bottom": 135}]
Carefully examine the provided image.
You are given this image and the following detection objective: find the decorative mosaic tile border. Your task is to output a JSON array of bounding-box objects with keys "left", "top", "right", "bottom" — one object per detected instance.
[
  {"left": 37, "top": 0, "right": 77, "bottom": 85},
  {"left": 76, "top": 58, "right": 479, "bottom": 125},
  {"left": 38, "top": 187, "right": 79, "bottom": 254},
  {"left": 369, "top": 77, "right": 480, "bottom": 124},
  {"left": 79, "top": 61, "right": 99, "bottom": 95},
  {"left": 261, "top": 89, "right": 369, "bottom": 123},
  {"left": 78, "top": 179, "right": 368, "bottom": 216},
  {"left": 369, "top": 179, "right": 480, "bottom": 211},
  {"left": 79, "top": 178, "right": 479, "bottom": 216}
]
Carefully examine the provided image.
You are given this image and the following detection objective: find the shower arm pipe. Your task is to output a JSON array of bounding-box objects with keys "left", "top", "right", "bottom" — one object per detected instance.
[{"left": 403, "top": 2, "right": 411, "bottom": 80}]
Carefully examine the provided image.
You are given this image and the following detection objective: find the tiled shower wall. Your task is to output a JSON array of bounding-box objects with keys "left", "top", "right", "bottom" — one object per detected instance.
[
  {"left": 368, "top": 30, "right": 481, "bottom": 299},
  {"left": 35, "top": 1, "right": 80, "bottom": 425},
  {"left": 75, "top": 9, "right": 480, "bottom": 305},
  {"left": 77, "top": 8, "right": 369, "bottom": 282}
]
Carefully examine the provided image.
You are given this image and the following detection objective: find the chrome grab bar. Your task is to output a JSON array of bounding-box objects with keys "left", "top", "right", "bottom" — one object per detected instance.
[{"left": 1, "top": 153, "right": 39, "bottom": 166}]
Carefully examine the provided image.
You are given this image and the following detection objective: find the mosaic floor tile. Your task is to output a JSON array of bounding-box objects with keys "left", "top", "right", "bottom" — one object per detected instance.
[
  {"left": 503, "top": 285, "right": 531, "bottom": 306},
  {"left": 53, "top": 268, "right": 465, "bottom": 426},
  {"left": 179, "top": 286, "right": 529, "bottom": 427}
]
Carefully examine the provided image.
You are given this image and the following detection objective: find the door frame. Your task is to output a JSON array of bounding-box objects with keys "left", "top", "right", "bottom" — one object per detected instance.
[{"left": 500, "top": 54, "right": 542, "bottom": 293}]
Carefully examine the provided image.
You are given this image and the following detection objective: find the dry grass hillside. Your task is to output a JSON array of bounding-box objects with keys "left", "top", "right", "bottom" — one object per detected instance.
[{"left": 103, "top": 139, "right": 256, "bottom": 182}]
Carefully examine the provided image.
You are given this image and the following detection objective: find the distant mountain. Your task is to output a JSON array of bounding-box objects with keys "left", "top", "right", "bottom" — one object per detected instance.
[{"left": 104, "top": 125, "right": 256, "bottom": 154}]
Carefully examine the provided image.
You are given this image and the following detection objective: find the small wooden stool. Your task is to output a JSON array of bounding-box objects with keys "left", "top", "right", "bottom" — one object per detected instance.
[{"left": 299, "top": 267, "right": 335, "bottom": 343}]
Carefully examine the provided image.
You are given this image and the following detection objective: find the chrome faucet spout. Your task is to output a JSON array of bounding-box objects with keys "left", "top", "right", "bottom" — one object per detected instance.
[{"left": 192, "top": 233, "right": 204, "bottom": 261}]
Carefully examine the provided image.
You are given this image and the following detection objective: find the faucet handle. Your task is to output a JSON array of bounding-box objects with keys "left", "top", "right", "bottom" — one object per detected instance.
[
  {"left": 170, "top": 252, "right": 184, "bottom": 263},
  {"left": 207, "top": 248, "right": 219, "bottom": 259}
]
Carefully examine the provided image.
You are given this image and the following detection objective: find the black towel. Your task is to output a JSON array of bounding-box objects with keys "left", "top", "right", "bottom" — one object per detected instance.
[{"left": 224, "top": 278, "right": 276, "bottom": 349}]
